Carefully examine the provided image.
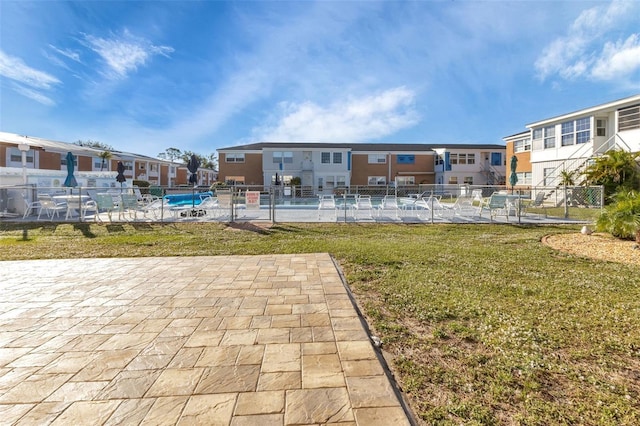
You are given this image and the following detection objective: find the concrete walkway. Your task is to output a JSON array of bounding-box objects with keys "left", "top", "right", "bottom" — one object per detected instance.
[{"left": 0, "top": 254, "right": 411, "bottom": 425}]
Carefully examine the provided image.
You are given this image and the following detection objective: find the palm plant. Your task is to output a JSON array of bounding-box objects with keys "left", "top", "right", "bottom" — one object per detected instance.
[
  {"left": 596, "top": 189, "right": 640, "bottom": 241},
  {"left": 559, "top": 170, "right": 576, "bottom": 186},
  {"left": 99, "top": 151, "right": 112, "bottom": 171},
  {"left": 582, "top": 150, "right": 640, "bottom": 198}
]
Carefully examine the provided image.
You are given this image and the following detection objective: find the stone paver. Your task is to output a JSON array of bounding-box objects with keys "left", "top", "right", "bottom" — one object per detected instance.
[{"left": 0, "top": 254, "right": 411, "bottom": 425}]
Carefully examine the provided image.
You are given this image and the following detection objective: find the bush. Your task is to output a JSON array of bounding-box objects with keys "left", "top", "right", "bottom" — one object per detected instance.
[{"left": 596, "top": 189, "right": 640, "bottom": 240}]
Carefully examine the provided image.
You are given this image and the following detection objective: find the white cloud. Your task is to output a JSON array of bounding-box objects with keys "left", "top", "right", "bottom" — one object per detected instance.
[
  {"left": 591, "top": 34, "right": 640, "bottom": 80},
  {"left": 534, "top": 0, "right": 639, "bottom": 82},
  {"left": 48, "top": 44, "right": 81, "bottom": 63},
  {"left": 12, "top": 84, "right": 56, "bottom": 106},
  {"left": 0, "top": 50, "right": 60, "bottom": 105},
  {"left": 254, "top": 87, "right": 419, "bottom": 142},
  {"left": 83, "top": 29, "right": 173, "bottom": 79},
  {"left": 0, "top": 50, "right": 60, "bottom": 89}
]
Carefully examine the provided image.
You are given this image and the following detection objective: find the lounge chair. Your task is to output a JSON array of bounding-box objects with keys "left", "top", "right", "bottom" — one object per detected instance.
[
  {"left": 452, "top": 196, "right": 478, "bottom": 218},
  {"left": 376, "top": 195, "right": 401, "bottom": 220},
  {"left": 413, "top": 196, "right": 453, "bottom": 220},
  {"left": 353, "top": 195, "right": 374, "bottom": 221},
  {"left": 318, "top": 195, "right": 337, "bottom": 221}
]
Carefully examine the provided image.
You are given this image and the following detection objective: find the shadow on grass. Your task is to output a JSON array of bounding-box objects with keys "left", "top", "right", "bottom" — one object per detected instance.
[
  {"left": 131, "top": 223, "right": 154, "bottom": 231},
  {"left": 225, "top": 222, "right": 272, "bottom": 235},
  {"left": 72, "top": 223, "right": 97, "bottom": 238},
  {"left": 106, "top": 224, "right": 127, "bottom": 233}
]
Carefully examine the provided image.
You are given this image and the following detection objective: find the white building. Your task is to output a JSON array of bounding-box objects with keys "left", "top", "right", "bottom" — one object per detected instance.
[{"left": 526, "top": 94, "right": 640, "bottom": 187}]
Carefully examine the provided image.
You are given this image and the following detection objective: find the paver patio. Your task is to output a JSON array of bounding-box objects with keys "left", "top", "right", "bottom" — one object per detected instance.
[{"left": 0, "top": 254, "right": 412, "bottom": 425}]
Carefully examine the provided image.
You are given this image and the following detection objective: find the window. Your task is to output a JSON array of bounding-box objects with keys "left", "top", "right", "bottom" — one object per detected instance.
[
  {"left": 576, "top": 117, "right": 590, "bottom": 144},
  {"left": 124, "top": 161, "right": 133, "bottom": 171},
  {"left": 61, "top": 156, "right": 78, "bottom": 166},
  {"left": 618, "top": 104, "right": 640, "bottom": 131},
  {"left": 396, "top": 154, "right": 415, "bottom": 165},
  {"left": 368, "top": 176, "right": 386, "bottom": 185},
  {"left": 561, "top": 121, "right": 574, "bottom": 146},
  {"left": 325, "top": 176, "right": 335, "bottom": 188},
  {"left": 333, "top": 152, "right": 342, "bottom": 164},
  {"left": 435, "top": 155, "right": 443, "bottom": 166},
  {"left": 93, "top": 158, "right": 102, "bottom": 169},
  {"left": 561, "top": 118, "right": 590, "bottom": 146},
  {"left": 516, "top": 172, "right": 532, "bottom": 185},
  {"left": 596, "top": 119, "right": 607, "bottom": 137},
  {"left": 448, "top": 176, "right": 458, "bottom": 184},
  {"left": 544, "top": 126, "right": 555, "bottom": 149},
  {"left": 139, "top": 163, "right": 145, "bottom": 170},
  {"left": 273, "top": 151, "right": 293, "bottom": 164},
  {"left": 226, "top": 176, "right": 245, "bottom": 184},
  {"left": 450, "top": 154, "right": 458, "bottom": 165},
  {"left": 150, "top": 164, "right": 158, "bottom": 172},
  {"left": 514, "top": 138, "right": 531, "bottom": 152},
  {"left": 396, "top": 176, "right": 415, "bottom": 185},
  {"left": 467, "top": 154, "right": 475, "bottom": 164},
  {"left": 321, "top": 152, "right": 330, "bottom": 164},
  {"left": 9, "top": 148, "right": 34, "bottom": 164},
  {"left": 463, "top": 176, "right": 473, "bottom": 185},
  {"left": 368, "top": 154, "right": 386, "bottom": 164},
  {"left": 532, "top": 128, "right": 543, "bottom": 150},
  {"left": 458, "top": 154, "right": 467, "bottom": 165},
  {"left": 225, "top": 153, "right": 245, "bottom": 163},
  {"left": 491, "top": 152, "right": 502, "bottom": 166},
  {"left": 336, "top": 176, "right": 346, "bottom": 186},
  {"left": 543, "top": 168, "right": 555, "bottom": 186}
]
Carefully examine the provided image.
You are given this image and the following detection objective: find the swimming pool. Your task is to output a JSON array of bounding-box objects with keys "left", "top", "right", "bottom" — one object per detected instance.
[{"left": 164, "top": 192, "right": 213, "bottom": 206}]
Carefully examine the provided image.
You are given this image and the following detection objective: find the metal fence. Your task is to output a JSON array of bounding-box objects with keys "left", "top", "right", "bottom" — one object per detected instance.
[{"left": 0, "top": 183, "right": 604, "bottom": 224}]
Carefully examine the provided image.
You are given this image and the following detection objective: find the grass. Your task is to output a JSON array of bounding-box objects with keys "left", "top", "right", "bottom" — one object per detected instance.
[{"left": 1, "top": 221, "right": 639, "bottom": 424}]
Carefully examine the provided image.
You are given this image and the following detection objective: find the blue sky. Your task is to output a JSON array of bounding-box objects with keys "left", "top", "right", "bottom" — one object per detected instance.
[{"left": 1, "top": 1, "right": 639, "bottom": 159}]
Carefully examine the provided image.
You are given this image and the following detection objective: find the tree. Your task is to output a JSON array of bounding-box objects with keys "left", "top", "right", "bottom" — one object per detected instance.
[
  {"left": 582, "top": 150, "right": 640, "bottom": 199},
  {"left": 181, "top": 151, "right": 217, "bottom": 169},
  {"left": 559, "top": 170, "right": 576, "bottom": 186},
  {"left": 98, "top": 151, "right": 112, "bottom": 171},
  {"left": 74, "top": 139, "right": 114, "bottom": 150},
  {"left": 157, "top": 147, "right": 182, "bottom": 162}
]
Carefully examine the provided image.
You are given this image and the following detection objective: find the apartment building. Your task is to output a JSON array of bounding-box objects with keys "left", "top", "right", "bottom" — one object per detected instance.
[
  {"left": 217, "top": 142, "right": 506, "bottom": 190},
  {"left": 503, "top": 94, "right": 640, "bottom": 189},
  {"left": 0, "top": 131, "right": 216, "bottom": 189}
]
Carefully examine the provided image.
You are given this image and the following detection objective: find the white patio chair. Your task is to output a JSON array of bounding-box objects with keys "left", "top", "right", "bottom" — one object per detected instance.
[
  {"left": 376, "top": 195, "right": 401, "bottom": 220},
  {"left": 452, "top": 196, "right": 478, "bottom": 218},
  {"left": 413, "top": 196, "right": 454, "bottom": 220},
  {"left": 353, "top": 195, "right": 374, "bottom": 221},
  {"left": 37, "top": 194, "right": 67, "bottom": 221},
  {"left": 22, "top": 195, "right": 42, "bottom": 219},
  {"left": 318, "top": 195, "right": 337, "bottom": 221}
]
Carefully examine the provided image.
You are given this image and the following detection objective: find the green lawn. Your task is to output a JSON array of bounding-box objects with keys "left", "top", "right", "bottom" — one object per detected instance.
[{"left": 1, "top": 222, "right": 638, "bottom": 425}]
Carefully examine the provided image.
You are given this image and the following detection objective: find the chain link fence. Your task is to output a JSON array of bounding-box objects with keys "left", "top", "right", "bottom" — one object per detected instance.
[{"left": 1, "top": 183, "right": 603, "bottom": 224}]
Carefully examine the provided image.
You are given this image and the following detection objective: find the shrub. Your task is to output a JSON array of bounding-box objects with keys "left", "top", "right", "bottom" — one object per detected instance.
[{"left": 596, "top": 189, "right": 640, "bottom": 240}]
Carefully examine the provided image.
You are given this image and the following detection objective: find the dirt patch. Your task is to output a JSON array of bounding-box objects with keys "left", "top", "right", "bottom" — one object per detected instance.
[{"left": 542, "top": 232, "right": 640, "bottom": 266}]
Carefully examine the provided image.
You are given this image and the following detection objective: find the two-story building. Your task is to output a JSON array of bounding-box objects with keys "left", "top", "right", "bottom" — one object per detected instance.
[
  {"left": 504, "top": 93, "right": 640, "bottom": 189},
  {"left": 0, "top": 131, "right": 216, "bottom": 189},
  {"left": 217, "top": 142, "right": 506, "bottom": 191}
]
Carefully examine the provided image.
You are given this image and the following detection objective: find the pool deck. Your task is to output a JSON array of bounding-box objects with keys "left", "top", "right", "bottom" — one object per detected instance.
[
  {"left": 4, "top": 203, "right": 589, "bottom": 225},
  {"left": 0, "top": 254, "right": 412, "bottom": 425}
]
